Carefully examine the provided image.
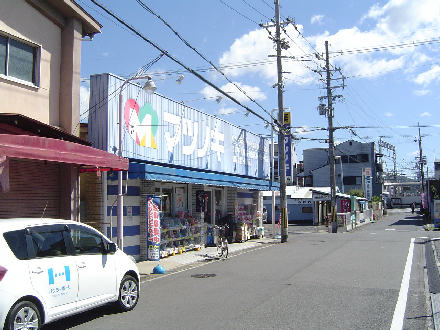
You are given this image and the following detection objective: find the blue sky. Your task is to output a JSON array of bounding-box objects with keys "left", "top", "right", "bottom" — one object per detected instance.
[{"left": 78, "top": 0, "right": 440, "bottom": 179}]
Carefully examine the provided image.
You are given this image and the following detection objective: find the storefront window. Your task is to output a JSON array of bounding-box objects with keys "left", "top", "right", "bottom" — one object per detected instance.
[
  {"left": 215, "top": 189, "right": 222, "bottom": 223},
  {"left": 174, "top": 187, "right": 186, "bottom": 212},
  {"left": 155, "top": 187, "right": 173, "bottom": 218}
]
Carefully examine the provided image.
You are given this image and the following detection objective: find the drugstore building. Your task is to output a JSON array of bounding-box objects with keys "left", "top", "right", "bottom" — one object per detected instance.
[{"left": 86, "top": 73, "right": 277, "bottom": 260}]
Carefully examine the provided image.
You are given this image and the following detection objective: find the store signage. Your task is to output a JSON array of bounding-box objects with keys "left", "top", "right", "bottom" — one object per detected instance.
[
  {"left": 363, "top": 167, "right": 372, "bottom": 201},
  {"left": 284, "top": 111, "right": 292, "bottom": 180},
  {"left": 365, "top": 175, "right": 372, "bottom": 201},
  {"left": 290, "top": 199, "right": 312, "bottom": 205},
  {"left": 91, "top": 74, "right": 270, "bottom": 179},
  {"left": 146, "top": 195, "right": 161, "bottom": 261},
  {"left": 341, "top": 199, "right": 351, "bottom": 213},
  {"left": 313, "top": 194, "right": 330, "bottom": 201}
]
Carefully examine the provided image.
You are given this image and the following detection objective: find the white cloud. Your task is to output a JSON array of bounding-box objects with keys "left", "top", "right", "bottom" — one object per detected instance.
[
  {"left": 200, "top": 82, "right": 266, "bottom": 103},
  {"left": 294, "top": 126, "right": 312, "bottom": 135},
  {"left": 218, "top": 25, "right": 316, "bottom": 86},
  {"left": 385, "top": 112, "right": 393, "bottom": 117},
  {"left": 313, "top": 0, "right": 440, "bottom": 79},
  {"left": 414, "top": 65, "right": 440, "bottom": 85},
  {"left": 413, "top": 89, "right": 431, "bottom": 96},
  {"left": 218, "top": 107, "right": 237, "bottom": 116},
  {"left": 365, "top": 3, "right": 385, "bottom": 19},
  {"left": 374, "top": 0, "right": 440, "bottom": 36},
  {"left": 420, "top": 111, "right": 431, "bottom": 117},
  {"left": 311, "top": 15, "right": 324, "bottom": 25},
  {"left": 215, "top": 0, "right": 440, "bottom": 90}
]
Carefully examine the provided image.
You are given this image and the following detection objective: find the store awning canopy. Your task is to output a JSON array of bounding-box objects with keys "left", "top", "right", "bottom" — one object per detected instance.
[
  {"left": 0, "top": 134, "right": 128, "bottom": 171},
  {"left": 127, "top": 162, "right": 279, "bottom": 191}
]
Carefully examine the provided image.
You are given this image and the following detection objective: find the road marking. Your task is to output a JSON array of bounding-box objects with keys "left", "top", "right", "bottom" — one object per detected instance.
[
  {"left": 386, "top": 229, "right": 396, "bottom": 231},
  {"left": 390, "top": 238, "right": 415, "bottom": 330}
]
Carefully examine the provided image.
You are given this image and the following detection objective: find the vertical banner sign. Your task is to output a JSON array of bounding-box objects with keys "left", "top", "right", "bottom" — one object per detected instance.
[
  {"left": 340, "top": 199, "right": 351, "bottom": 213},
  {"left": 284, "top": 112, "right": 292, "bottom": 183},
  {"left": 146, "top": 195, "right": 161, "bottom": 261},
  {"left": 363, "top": 167, "right": 372, "bottom": 201}
]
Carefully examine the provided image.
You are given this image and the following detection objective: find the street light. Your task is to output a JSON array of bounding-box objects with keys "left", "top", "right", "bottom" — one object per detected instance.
[{"left": 117, "top": 75, "right": 157, "bottom": 250}]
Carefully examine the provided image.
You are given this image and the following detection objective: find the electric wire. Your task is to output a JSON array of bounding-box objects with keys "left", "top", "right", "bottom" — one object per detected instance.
[
  {"left": 241, "top": 0, "right": 271, "bottom": 21},
  {"left": 218, "top": 0, "right": 260, "bottom": 25},
  {"left": 90, "top": 0, "right": 274, "bottom": 129},
  {"left": 134, "top": 0, "right": 275, "bottom": 121}
]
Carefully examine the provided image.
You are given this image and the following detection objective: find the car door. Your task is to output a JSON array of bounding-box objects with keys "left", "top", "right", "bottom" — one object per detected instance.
[
  {"left": 68, "top": 225, "right": 117, "bottom": 309},
  {"left": 26, "top": 225, "right": 79, "bottom": 318}
]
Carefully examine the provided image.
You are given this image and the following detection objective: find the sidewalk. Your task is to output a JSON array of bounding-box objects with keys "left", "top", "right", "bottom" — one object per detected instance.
[{"left": 137, "top": 237, "right": 278, "bottom": 281}]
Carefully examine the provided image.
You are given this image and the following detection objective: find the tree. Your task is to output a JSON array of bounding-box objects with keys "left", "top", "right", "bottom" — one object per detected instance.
[{"left": 347, "top": 188, "right": 364, "bottom": 198}]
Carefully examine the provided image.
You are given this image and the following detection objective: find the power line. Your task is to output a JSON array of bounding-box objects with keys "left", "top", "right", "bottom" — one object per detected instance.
[
  {"left": 134, "top": 0, "right": 274, "bottom": 120},
  {"left": 90, "top": 0, "right": 275, "bottom": 128},
  {"left": 218, "top": 0, "right": 260, "bottom": 25},
  {"left": 330, "top": 37, "right": 440, "bottom": 57},
  {"left": 241, "top": 0, "right": 271, "bottom": 21}
]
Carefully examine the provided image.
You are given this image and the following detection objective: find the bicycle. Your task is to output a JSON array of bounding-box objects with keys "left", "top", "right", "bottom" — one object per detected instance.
[{"left": 215, "top": 225, "right": 229, "bottom": 258}]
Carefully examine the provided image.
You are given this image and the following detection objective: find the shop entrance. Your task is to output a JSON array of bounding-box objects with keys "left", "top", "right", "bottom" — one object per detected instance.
[
  {"left": 203, "top": 190, "right": 213, "bottom": 224},
  {"left": 203, "top": 188, "right": 225, "bottom": 225}
]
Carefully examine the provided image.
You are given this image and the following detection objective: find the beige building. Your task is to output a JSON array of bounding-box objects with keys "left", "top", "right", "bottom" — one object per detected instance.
[{"left": 0, "top": 0, "right": 128, "bottom": 220}]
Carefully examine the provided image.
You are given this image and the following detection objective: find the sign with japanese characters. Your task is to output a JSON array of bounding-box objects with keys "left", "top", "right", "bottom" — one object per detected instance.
[
  {"left": 146, "top": 196, "right": 161, "bottom": 261},
  {"left": 363, "top": 167, "right": 372, "bottom": 201},
  {"left": 313, "top": 194, "right": 330, "bottom": 201},
  {"left": 284, "top": 112, "right": 292, "bottom": 182},
  {"left": 48, "top": 266, "right": 71, "bottom": 297},
  {"left": 89, "top": 74, "right": 270, "bottom": 179}
]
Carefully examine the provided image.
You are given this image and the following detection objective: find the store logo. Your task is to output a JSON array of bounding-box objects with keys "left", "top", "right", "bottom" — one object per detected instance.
[
  {"left": 124, "top": 99, "right": 159, "bottom": 148},
  {"left": 48, "top": 266, "right": 70, "bottom": 285}
]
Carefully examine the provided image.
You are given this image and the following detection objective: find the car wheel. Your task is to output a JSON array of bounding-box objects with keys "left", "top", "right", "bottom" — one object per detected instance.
[
  {"left": 116, "top": 275, "right": 139, "bottom": 312},
  {"left": 6, "top": 301, "right": 41, "bottom": 330}
]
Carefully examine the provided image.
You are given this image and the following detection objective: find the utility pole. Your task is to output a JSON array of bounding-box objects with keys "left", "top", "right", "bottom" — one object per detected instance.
[
  {"left": 317, "top": 41, "right": 344, "bottom": 232},
  {"left": 418, "top": 123, "right": 425, "bottom": 195},
  {"left": 274, "top": 0, "right": 288, "bottom": 242},
  {"left": 325, "top": 41, "right": 337, "bottom": 233}
]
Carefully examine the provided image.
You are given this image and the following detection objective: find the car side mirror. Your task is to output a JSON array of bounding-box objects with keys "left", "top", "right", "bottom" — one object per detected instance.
[{"left": 107, "top": 242, "right": 117, "bottom": 254}]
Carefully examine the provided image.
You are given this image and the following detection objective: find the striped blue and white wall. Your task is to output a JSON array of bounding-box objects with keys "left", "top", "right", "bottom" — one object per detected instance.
[{"left": 106, "top": 178, "right": 141, "bottom": 260}]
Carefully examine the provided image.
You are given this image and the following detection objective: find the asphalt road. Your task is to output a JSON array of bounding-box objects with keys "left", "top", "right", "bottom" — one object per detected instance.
[{"left": 44, "top": 209, "right": 437, "bottom": 330}]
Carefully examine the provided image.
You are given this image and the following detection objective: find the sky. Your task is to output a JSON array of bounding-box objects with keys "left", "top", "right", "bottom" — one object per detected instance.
[{"left": 78, "top": 0, "right": 440, "bottom": 179}]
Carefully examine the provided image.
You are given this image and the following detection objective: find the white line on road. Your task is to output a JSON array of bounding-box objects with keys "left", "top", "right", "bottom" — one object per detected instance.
[{"left": 390, "top": 238, "right": 415, "bottom": 330}]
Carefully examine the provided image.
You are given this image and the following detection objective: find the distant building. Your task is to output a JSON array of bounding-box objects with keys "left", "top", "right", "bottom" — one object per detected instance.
[
  {"left": 301, "top": 140, "right": 382, "bottom": 200},
  {"left": 435, "top": 160, "right": 440, "bottom": 180}
]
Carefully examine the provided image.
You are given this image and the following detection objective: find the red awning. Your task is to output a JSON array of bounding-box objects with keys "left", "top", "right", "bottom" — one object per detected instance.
[{"left": 0, "top": 134, "right": 128, "bottom": 171}]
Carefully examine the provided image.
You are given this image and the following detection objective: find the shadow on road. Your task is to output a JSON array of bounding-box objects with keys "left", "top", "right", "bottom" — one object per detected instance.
[
  {"left": 42, "top": 304, "right": 122, "bottom": 330},
  {"left": 389, "top": 215, "right": 425, "bottom": 227}
]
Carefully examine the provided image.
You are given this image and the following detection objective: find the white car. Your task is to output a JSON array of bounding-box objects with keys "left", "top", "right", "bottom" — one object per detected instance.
[{"left": 0, "top": 218, "right": 140, "bottom": 330}]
